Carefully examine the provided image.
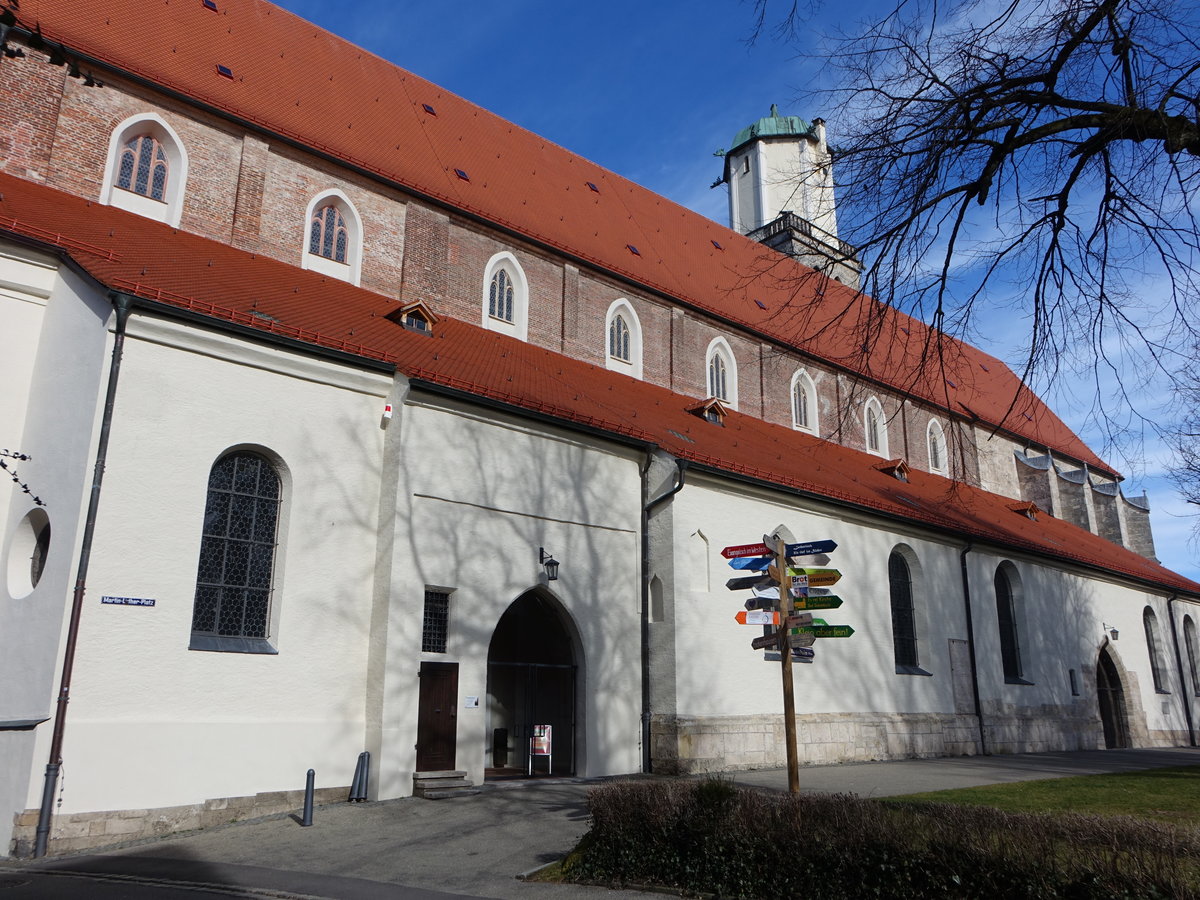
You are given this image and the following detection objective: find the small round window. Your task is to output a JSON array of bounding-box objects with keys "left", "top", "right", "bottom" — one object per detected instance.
[{"left": 7, "top": 508, "right": 50, "bottom": 599}]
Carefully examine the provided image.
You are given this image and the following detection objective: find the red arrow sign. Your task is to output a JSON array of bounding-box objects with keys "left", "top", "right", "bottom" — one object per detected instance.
[
  {"left": 721, "top": 542, "right": 771, "bottom": 559},
  {"left": 735, "top": 610, "right": 779, "bottom": 625}
]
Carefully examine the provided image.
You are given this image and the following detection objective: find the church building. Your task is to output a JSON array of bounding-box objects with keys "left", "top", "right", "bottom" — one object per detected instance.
[{"left": 1, "top": 0, "right": 1197, "bottom": 857}]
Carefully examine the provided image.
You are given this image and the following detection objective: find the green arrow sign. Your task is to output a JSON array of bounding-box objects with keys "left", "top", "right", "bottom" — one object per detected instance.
[
  {"left": 790, "top": 624, "right": 855, "bottom": 638},
  {"left": 791, "top": 595, "right": 843, "bottom": 611}
]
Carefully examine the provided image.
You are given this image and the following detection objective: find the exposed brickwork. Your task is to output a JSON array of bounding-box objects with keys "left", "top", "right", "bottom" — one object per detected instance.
[
  {"left": 0, "top": 49, "right": 66, "bottom": 182},
  {"left": 231, "top": 134, "right": 269, "bottom": 250}
]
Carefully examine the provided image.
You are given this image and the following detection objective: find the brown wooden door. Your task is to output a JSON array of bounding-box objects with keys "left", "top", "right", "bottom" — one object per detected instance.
[{"left": 416, "top": 662, "right": 458, "bottom": 771}]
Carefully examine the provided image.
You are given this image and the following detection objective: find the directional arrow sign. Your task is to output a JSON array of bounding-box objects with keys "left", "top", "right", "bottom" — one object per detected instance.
[
  {"left": 784, "top": 540, "right": 837, "bottom": 557},
  {"left": 744, "top": 596, "right": 776, "bottom": 611},
  {"left": 789, "top": 632, "right": 816, "bottom": 648},
  {"left": 785, "top": 613, "right": 814, "bottom": 628},
  {"left": 787, "top": 568, "right": 841, "bottom": 588},
  {"left": 736, "top": 610, "right": 778, "bottom": 625},
  {"left": 751, "top": 632, "right": 781, "bottom": 651},
  {"left": 791, "top": 646, "right": 816, "bottom": 660},
  {"left": 729, "top": 556, "right": 771, "bottom": 571},
  {"left": 721, "top": 542, "right": 771, "bottom": 559},
  {"left": 751, "top": 585, "right": 780, "bottom": 601},
  {"left": 791, "top": 624, "right": 856, "bottom": 639},
  {"left": 726, "top": 574, "right": 773, "bottom": 591},
  {"left": 790, "top": 595, "right": 844, "bottom": 611}
]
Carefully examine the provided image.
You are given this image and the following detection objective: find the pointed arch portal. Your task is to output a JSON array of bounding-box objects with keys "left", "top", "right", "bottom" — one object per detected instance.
[
  {"left": 1096, "top": 646, "right": 1129, "bottom": 749},
  {"left": 486, "top": 591, "right": 578, "bottom": 778}
]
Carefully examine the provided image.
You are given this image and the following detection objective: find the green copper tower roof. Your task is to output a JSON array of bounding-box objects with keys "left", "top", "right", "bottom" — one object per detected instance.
[{"left": 728, "top": 104, "right": 816, "bottom": 155}]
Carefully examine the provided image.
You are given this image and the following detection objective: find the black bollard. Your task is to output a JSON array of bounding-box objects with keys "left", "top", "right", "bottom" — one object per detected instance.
[{"left": 301, "top": 768, "right": 315, "bottom": 826}]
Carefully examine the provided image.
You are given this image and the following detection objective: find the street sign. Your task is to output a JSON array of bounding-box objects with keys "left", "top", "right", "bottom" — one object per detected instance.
[
  {"left": 789, "top": 632, "right": 816, "bottom": 648},
  {"left": 751, "top": 632, "right": 781, "bottom": 650},
  {"left": 744, "top": 596, "right": 776, "bottom": 611},
  {"left": 791, "top": 624, "right": 856, "bottom": 639},
  {"left": 721, "top": 542, "right": 771, "bottom": 559},
  {"left": 736, "top": 610, "right": 778, "bottom": 625},
  {"left": 791, "top": 595, "right": 843, "bottom": 611},
  {"left": 791, "top": 646, "right": 816, "bottom": 660},
  {"left": 751, "top": 585, "right": 780, "bottom": 601},
  {"left": 784, "top": 613, "right": 813, "bottom": 628},
  {"left": 726, "top": 574, "right": 773, "bottom": 591},
  {"left": 729, "top": 555, "right": 771, "bottom": 571},
  {"left": 787, "top": 568, "right": 841, "bottom": 588},
  {"left": 784, "top": 540, "right": 837, "bottom": 557}
]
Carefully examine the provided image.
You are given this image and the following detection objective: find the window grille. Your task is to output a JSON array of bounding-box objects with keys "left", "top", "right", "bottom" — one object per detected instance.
[
  {"left": 708, "top": 354, "right": 727, "bottom": 401},
  {"left": 117, "top": 134, "right": 168, "bottom": 202},
  {"left": 191, "top": 452, "right": 280, "bottom": 641},
  {"left": 928, "top": 422, "right": 945, "bottom": 471},
  {"left": 793, "top": 382, "right": 809, "bottom": 429},
  {"left": 609, "top": 314, "right": 630, "bottom": 361},
  {"left": 889, "top": 552, "right": 918, "bottom": 668},
  {"left": 422, "top": 590, "right": 450, "bottom": 653},
  {"left": 309, "top": 204, "right": 348, "bottom": 263},
  {"left": 489, "top": 269, "right": 514, "bottom": 322},
  {"left": 995, "top": 568, "right": 1022, "bottom": 680}
]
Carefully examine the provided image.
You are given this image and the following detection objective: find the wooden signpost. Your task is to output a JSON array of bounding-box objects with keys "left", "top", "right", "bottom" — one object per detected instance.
[{"left": 721, "top": 532, "right": 852, "bottom": 796}]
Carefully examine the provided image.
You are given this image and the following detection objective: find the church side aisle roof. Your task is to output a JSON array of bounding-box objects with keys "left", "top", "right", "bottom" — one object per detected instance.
[
  {"left": 0, "top": 174, "right": 1192, "bottom": 597},
  {"left": 4, "top": 0, "right": 1115, "bottom": 476}
]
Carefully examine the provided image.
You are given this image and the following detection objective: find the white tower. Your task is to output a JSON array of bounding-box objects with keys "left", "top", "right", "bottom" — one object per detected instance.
[{"left": 721, "top": 106, "right": 860, "bottom": 286}]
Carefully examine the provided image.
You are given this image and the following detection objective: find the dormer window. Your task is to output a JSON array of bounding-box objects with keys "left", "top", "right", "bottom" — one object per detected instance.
[
  {"left": 386, "top": 300, "right": 438, "bottom": 335},
  {"left": 687, "top": 397, "right": 729, "bottom": 426},
  {"left": 874, "top": 458, "right": 910, "bottom": 482}
]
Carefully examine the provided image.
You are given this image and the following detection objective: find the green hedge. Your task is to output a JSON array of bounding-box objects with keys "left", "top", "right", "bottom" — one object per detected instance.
[{"left": 562, "top": 778, "right": 1200, "bottom": 899}]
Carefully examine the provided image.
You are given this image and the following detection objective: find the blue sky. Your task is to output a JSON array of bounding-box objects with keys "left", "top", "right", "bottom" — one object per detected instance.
[{"left": 274, "top": 0, "right": 1198, "bottom": 581}]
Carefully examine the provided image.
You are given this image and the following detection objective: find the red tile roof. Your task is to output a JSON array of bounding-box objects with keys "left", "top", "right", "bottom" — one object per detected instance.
[
  {"left": 4, "top": 0, "right": 1116, "bottom": 476},
  {"left": 0, "top": 174, "right": 1192, "bottom": 596}
]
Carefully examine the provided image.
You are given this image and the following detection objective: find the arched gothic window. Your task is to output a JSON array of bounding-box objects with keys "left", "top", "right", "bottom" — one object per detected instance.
[
  {"left": 927, "top": 420, "right": 947, "bottom": 474},
  {"left": 1185, "top": 615, "right": 1199, "bottom": 696},
  {"left": 791, "top": 371, "right": 818, "bottom": 434},
  {"left": 102, "top": 113, "right": 188, "bottom": 226},
  {"left": 889, "top": 551, "right": 919, "bottom": 669},
  {"left": 995, "top": 565, "right": 1024, "bottom": 681},
  {"left": 609, "top": 314, "right": 630, "bottom": 362},
  {"left": 864, "top": 397, "right": 888, "bottom": 456},
  {"left": 489, "top": 268, "right": 515, "bottom": 323},
  {"left": 705, "top": 338, "right": 738, "bottom": 407},
  {"left": 309, "top": 204, "right": 348, "bottom": 263},
  {"left": 1143, "top": 606, "right": 1169, "bottom": 692},
  {"left": 117, "top": 134, "right": 169, "bottom": 202},
  {"left": 190, "top": 451, "right": 282, "bottom": 652}
]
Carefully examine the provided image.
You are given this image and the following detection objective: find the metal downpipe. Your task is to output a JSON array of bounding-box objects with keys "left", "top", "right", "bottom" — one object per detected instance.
[
  {"left": 958, "top": 540, "right": 988, "bottom": 755},
  {"left": 33, "top": 293, "right": 133, "bottom": 857}
]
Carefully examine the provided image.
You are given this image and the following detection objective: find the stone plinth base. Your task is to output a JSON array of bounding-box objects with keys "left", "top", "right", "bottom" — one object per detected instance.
[{"left": 9, "top": 785, "right": 348, "bottom": 857}]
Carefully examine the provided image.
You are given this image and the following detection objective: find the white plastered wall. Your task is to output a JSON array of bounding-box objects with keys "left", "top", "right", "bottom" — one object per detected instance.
[
  {"left": 667, "top": 476, "right": 965, "bottom": 720},
  {"left": 370, "top": 396, "right": 644, "bottom": 796},
  {"left": 21, "top": 315, "right": 390, "bottom": 815},
  {"left": 1, "top": 259, "right": 113, "bottom": 856}
]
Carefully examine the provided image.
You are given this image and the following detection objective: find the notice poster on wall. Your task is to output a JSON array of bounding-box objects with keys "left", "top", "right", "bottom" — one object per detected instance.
[{"left": 531, "top": 724, "right": 552, "bottom": 756}]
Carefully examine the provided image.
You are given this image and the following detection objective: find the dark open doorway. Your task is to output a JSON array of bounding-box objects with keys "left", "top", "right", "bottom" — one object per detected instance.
[
  {"left": 1096, "top": 646, "right": 1130, "bottom": 749},
  {"left": 486, "top": 591, "right": 577, "bottom": 779}
]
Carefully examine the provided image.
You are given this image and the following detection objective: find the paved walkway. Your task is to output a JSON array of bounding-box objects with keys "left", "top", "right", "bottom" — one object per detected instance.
[{"left": 2, "top": 746, "right": 1197, "bottom": 899}]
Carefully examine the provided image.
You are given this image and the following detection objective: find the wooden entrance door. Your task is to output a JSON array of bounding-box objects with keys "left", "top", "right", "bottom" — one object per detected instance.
[
  {"left": 1096, "top": 648, "right": 1129, "bottom": 749},
  {"left": 416, "top": 662, "right": 458, "bottom": 771}
]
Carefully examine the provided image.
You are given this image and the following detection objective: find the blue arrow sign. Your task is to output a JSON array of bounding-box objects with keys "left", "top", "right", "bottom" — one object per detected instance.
[
  {"left": 728, "top": 555, "right": 771, "bottom": 571},
  {"left": 785, "top": 540, "right": 837, "bottom": 557},
  {"left": 791, "top": 646, "right": 816, "bottom": 660}
]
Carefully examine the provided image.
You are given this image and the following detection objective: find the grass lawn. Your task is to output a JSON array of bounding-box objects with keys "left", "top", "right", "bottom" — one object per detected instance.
[{"left": 888, "top": 764, "right": 1200, "bottom": 827}]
